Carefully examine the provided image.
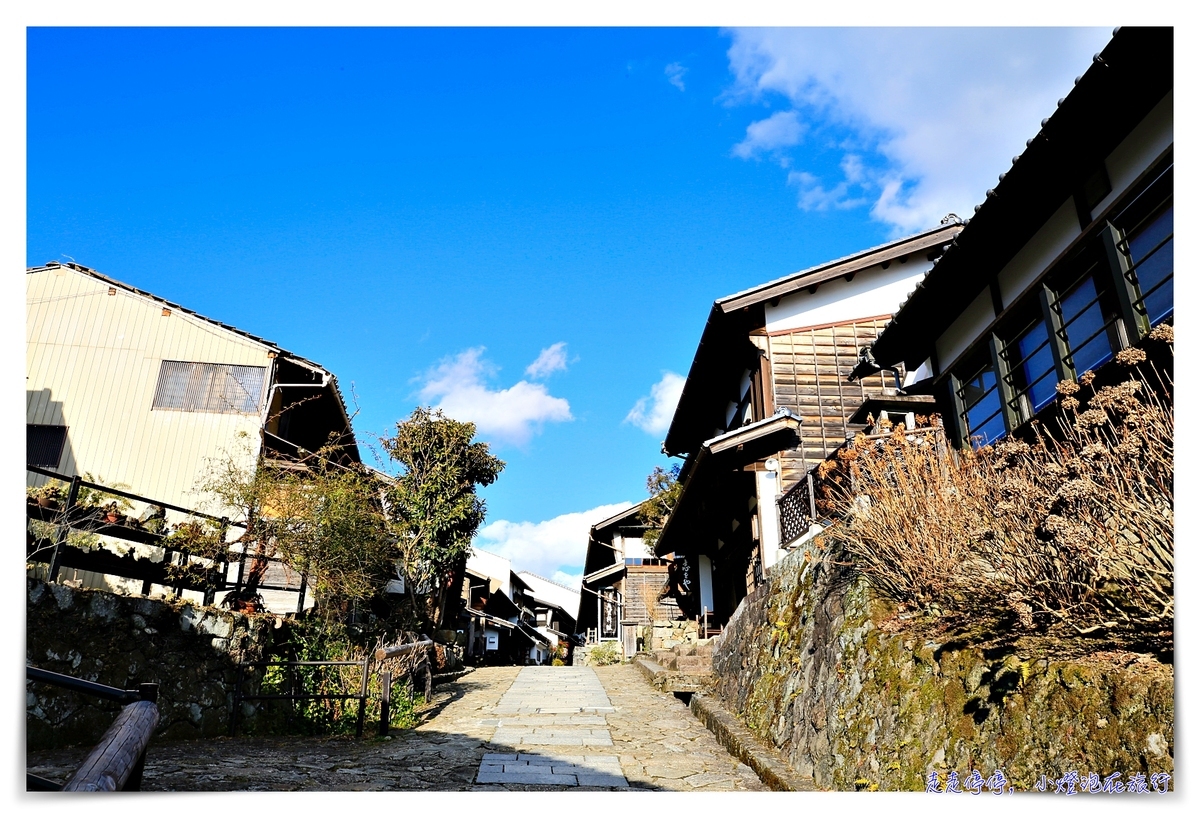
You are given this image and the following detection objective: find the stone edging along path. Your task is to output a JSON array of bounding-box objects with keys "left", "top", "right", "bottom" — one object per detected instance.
[
  {"left": 633, "top": 653, "right": 816, "bottom": 792},
  {"left": 688, "top": 693, "right": 817, "bottom": 792}
]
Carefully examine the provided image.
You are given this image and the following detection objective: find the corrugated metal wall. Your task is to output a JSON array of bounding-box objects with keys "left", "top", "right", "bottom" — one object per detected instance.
[{"left": 26, "top": 267, "right": 269, "bottom": 513}]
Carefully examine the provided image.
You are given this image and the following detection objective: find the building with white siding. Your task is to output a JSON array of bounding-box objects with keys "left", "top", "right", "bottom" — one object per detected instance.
[{"left": 26, "top": 260, "right": 360, "bottom": 516}]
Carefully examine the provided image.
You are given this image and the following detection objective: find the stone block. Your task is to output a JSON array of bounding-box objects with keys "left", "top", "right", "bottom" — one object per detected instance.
[
  {"left": 576, "top": 773, "right": 629, "bottom": 787},
  {"left": 476, "top": 771, "right": 577, "bottom": 785}
]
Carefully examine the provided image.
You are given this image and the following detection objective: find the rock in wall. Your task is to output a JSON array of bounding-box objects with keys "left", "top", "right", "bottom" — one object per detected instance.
[
  {"left": 27, "top": 578, "right": 276, "bottom": 750},
  {"left": 710, "top": 550, "right": 1174, "bottom": 791}
]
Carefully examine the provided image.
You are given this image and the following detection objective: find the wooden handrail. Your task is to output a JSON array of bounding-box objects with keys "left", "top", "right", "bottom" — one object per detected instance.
[
  {"left": 27, "top": 666, "right": 157, "bottom": 705},
  {"left": 26, "top": 464, "right": 246, "bottom": 528},
  {"left": 62, "top": 701, "right": 160, "bottom": 791},
  {"left": 375, "top": 637, "right": 432, "bottom": 662}
]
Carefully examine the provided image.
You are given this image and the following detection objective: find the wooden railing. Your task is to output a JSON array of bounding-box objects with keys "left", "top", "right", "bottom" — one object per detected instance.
[
  {"left": 376, "top": 637, "right": 433, "bottom": 736},
  {"left": 778, "top": 472, "right": 817, "bottom": 547},
  {"left": 230, "top": 658, "right": 371, "bottom": 738},
  {"left": 26, "top": 666, "right": 160, "bottom": 792},
  {"left": 26, "top": 465, "right": 310, "bottom": 612}
]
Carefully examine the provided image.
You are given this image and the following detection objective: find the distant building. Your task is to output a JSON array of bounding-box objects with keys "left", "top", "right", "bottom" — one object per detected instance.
[
  {"left": 577, "top": 503, "right": 677, "bottom": 656},
  {"left": 460, "top": 552, "right": 580, "bottom": 665}
]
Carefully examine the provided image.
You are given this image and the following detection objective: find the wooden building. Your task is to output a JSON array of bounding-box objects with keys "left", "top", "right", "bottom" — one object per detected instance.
[
  {"left": 460, "top": 550, "right": 580, "bottom": 665},
  {"left": 577, "top": 504, "right": 678, "bottom": 655},
  {"left": 862, "top": 27, "right": 1173, "bottom": 449},
  {"left": 653, "top": 224, "right": 963, "bottom": 625}
]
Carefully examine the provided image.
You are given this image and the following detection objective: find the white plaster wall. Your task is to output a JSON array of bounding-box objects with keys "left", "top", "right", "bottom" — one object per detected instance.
[
  {"left": 934, "top": 289, "right": 994, "bottom": 373},
  {"left": 995, "top": 198, "right": 1080, "bottom": 306},
  {"left": 756, "top": 469, "right": 782, "bottom": 570},
  {"left": 764, "top": 262, "right": 932, "bottom": 334},
  {"left": 1095, "top": 90, "right": 1173, "bottom": 217},
  {"left": 467, "top": 549, "right": 512, "bottom": 597},
  {"left": 622, "top": 536, "right": 650, "bottom": 559}
]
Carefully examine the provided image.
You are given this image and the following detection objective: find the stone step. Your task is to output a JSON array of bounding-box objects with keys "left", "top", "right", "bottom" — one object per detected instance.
[{"left": 672, "top": 655, "right": 711, "bottom": 673}]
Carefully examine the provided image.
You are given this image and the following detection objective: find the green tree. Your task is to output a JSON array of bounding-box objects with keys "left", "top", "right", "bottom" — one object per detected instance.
[
  {"left": 639, "top": 463, "right": 682, "bottom": 551},
  {"left": 199, "top": 432, "right": 393, "bottom": 618},
  {"left": 380, "top": 407, "right": 505, "bottom": 625}
]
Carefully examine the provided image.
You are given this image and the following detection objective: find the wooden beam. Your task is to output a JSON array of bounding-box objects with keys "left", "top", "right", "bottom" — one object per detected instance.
[{"left": 63, "top": 701, "right": 159, "bottom": 791}]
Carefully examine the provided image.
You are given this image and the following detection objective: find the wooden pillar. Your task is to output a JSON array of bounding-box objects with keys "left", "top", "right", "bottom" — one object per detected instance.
[
  {"left": 48, "top": 475, "right": 81, "bottom": 583},
  {"left": 1101, "top": 222, "right": 1147, "bottom": 344},
  {"left": 987, "top": 333, "right": 1019, "bottom": 434},
  {"left": 379, "top": 670, "right": 392, "bottom": 737}
]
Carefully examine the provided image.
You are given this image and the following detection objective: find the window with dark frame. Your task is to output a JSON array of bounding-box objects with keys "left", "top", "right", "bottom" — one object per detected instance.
[
  {"left": 27, "top": 424, "right": 68, "bottom": 468},
  {"left": 1115, "top": 162, "right": 1173, "bottom": 329},
  {"left": 1002, "top": 316, "right": 1059, "bottom": 422},
  {"left": 948, "top": 155, "right": 1173, "bottom": 449},
  {"left": 1049, "top": 250, "right": 1125, "bottom": 378},
  {"left": 955, "top": 357, "right": 1005, "bottom": 448},
  {"left": 151, "top": 361, "right": 267, "bottom": 415}
]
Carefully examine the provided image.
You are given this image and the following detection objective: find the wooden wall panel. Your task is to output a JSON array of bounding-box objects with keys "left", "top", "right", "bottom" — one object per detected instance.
[{"left": 768, "top": 318, "right": 900, "bottom": 492}]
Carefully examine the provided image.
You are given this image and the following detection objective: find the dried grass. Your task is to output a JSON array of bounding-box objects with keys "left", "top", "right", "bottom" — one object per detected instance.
[{"left": 824, "top": 356, "right": 1173, "bottom": 638}]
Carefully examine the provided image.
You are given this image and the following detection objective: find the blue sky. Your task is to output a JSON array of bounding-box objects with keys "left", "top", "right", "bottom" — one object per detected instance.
[{"left": 26, "top": 26, "right": 1112, "bottom": 586}]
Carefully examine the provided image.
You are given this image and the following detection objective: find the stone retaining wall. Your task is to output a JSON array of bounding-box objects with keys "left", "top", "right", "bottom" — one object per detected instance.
[
  {"left": 26, "top": 578, "right": 277, "bottom": 750},
  {"left": 710, "top": 550, "right": 1174, "bottom": 791},
  {"left": 645, "top": 619, "right": 699, "bottom": 651}
]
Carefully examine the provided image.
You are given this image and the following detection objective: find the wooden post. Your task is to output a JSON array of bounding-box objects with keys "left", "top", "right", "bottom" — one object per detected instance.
[
  {"left": 233, "top": 542, "right": 248, "bottom": 599},
  {"left": 379, "top": 670, "right": 392, "bottom": 737},
  {"left": 204, "top": 518, "right": 229, "bottom": 606},
  {"left": 295, "top": 572, "right": 308, "bottom": 615},
  {"left": 354, "top": 657, "right": 369, "bottom": 738},
  {"left": 48, "top": 475, "right": 81, "bottom": 583}
]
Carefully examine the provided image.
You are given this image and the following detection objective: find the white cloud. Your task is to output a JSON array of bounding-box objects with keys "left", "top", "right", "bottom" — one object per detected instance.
[
  {"left": 525, "top": 341, "right": 569, "bottom": 379},
  {"left": 665, "top": 61, "right": 687, "bottom": 91},
  {"left": 552, "top": 570, "right": 583, "bottom": 589},
  {"left": 474, "top": 502, "right": 634, "bottom": 583},
  {"left": 732, "top": 109, "right": 805, "bottom": 159},
  {"left": 787, "top": 154, "right": 872, "bottom": 211},
  {"left": 418, "top": 347, "right": 573, "bottom": 446},
  {"left": 625, "top": 371, "right": 686, "bottom": 435},
  {"left": 725, "top": 27, "right": 1113, "bottom": 232}
]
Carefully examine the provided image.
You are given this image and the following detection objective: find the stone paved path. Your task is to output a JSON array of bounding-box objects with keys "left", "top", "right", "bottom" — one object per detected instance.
[
  {"left": 474, "top": 666, "right": 627, "bottom": 787},
  {"left": 26, "top": 663, "right": 765, "bottom": 791}
]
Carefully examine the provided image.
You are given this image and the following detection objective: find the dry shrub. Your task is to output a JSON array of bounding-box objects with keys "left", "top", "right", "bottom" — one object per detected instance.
[{"left": 827, "top": 358, "right": 1172, "bottom": 637}]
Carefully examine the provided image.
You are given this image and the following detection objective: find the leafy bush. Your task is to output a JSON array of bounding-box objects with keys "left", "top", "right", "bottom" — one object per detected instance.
[{"left": 588, "top": 641, "right": 622, "bottom": 666}]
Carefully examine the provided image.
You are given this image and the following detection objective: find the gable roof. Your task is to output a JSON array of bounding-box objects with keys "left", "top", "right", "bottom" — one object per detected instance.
[
  {"left": 715, "top": 224, "right": 962, "bottom": 313},
  {"left": 663, "top": 225, "right": 960, "bottom": 456}
]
